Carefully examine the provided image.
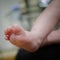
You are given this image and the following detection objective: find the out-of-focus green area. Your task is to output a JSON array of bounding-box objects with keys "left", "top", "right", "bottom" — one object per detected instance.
[{"left": 0, "top": 0, "right": 51, "bottom": 60}]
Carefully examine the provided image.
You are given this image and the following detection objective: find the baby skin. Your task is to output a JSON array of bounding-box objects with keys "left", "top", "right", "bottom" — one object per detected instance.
[
  {"left": 4, "top": 0, "right": 60, "bottom": 52},
  {"left": 4, "top": 24, "right": 60, "bottom": 52},
  {"left": 4, "top": 24, "right": 41, "bottom": 52}
]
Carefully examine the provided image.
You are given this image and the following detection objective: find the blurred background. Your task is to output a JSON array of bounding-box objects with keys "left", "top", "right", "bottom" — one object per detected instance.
[{"left": 0, "top": 0, "right": 51, "bottom": 60}]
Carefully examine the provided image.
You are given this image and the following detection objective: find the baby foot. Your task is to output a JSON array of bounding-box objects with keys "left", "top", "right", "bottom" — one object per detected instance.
[{"left": 4, "top": 24, "right": 39, "bottom": 52}]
